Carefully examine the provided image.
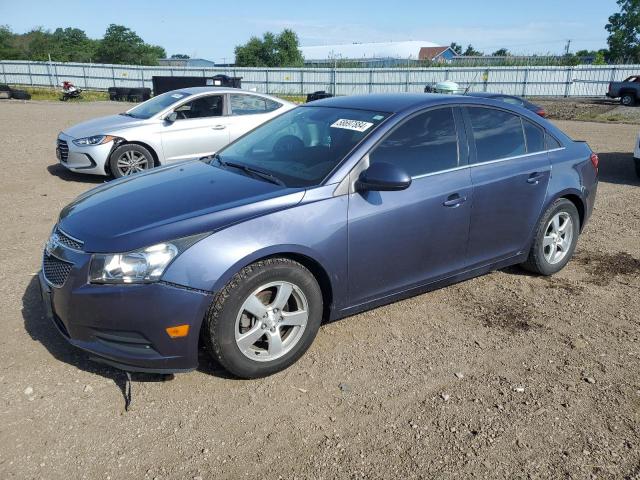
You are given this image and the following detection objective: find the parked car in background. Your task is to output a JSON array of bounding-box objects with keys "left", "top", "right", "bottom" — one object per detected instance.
[
  {"left": 56, "top": 88, "right": 295, "bottom": 178},
  {"left": 633, "top": 131, "right": 640, "bottom": 178},
  {"left": 606, "top": 76, "right": 640, "bottom": 106},
  {"left": 40, "top": 94, "right": 598, "bottom": 378},
  {"left": 466, "top": 92, "right": 547, "bottom": 117}
]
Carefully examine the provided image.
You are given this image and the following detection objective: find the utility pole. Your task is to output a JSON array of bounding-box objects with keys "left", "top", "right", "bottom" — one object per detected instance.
[{"left": 564, "top": 39, "right": 572, "bottom": 56}]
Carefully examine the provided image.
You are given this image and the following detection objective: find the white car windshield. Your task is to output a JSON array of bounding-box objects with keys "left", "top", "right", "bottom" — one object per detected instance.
[{"left": 125, "top": 91, "right": 192, "bottom": 119}]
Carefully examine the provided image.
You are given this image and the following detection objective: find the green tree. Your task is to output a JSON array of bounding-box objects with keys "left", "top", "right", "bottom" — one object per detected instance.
[
  {"left": 171, "top": 53, "right": 190, "bottom": 59},
  {"left": 492, "top": 48, "right": 510, "bottom": 56},
  {"left": 52, "top": 27, "right": 98, "bottom": 62},
  {"left": 0, "top": 25, "right": 20, "bottom": 59},
  {"left": 463, "top": 44, "right": 483, "bottom": 56},
  {"left": 95, "top": 24, "right": 166, "bottom": 65},
  {"left": 235, "top": 29, "right": 304, "bottom": 67},
  {"left": 449, "top": 42, "right": 462, "bottom": 55},
  {"left": 606, "top": 0, "right": 640, "bottom": 61}
]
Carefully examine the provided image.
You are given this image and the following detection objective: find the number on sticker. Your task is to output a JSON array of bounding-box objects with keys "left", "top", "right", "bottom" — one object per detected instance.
[{"left": 330, "top": 119, "right": 374, "bottom": 132}]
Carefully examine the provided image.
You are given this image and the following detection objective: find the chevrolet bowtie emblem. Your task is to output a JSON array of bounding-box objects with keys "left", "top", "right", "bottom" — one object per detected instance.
[{"left": 45, "top": 232, "right": 60, "bottom": 255}]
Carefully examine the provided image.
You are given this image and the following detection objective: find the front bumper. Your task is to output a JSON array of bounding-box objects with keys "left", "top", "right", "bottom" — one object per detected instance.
[
  {"left": 57, "top": 132, "right": 113, "bottom": 176},
  {"left": 38, "top": 245, "right": 213, "bottom": 373}
]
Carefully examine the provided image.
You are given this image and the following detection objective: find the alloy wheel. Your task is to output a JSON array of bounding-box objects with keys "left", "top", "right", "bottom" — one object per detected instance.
[
  {"left": 234, "top": 281, "right": 309, "bottom": 362},
  {"left": 543, "top": 212, "right": 573, "bottom": 264},
  {"left": 116, "top": 150, "right": 150, "bottom": 176}
]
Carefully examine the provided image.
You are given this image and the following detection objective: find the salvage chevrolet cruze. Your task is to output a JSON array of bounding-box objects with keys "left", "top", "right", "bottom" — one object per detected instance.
[{"left": 40, "top": 93, "right": 598, "bottom": 378}]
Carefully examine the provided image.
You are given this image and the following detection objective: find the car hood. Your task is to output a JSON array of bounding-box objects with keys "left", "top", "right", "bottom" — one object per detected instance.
[
  {"left": 62, "top": 114, "right": 149, "bottom": 138},
  {"left": 58, "top": 160, "right": 305, "bottom": 253}
]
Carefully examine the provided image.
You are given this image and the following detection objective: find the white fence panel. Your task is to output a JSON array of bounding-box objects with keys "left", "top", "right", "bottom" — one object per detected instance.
[{"left": 3, "top": 60, "right": 640, "bottom": 97}]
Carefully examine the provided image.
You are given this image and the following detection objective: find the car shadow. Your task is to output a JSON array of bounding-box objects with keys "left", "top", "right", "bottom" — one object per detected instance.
[
  {"left": 47, "top": 163, "right": 107, "bottom": 184},
  {"left": 597, "top": 152, "right": 640, "bottom": 187},
  {"left": 21, "top": 276, "right": 183, "bottom": 408}
]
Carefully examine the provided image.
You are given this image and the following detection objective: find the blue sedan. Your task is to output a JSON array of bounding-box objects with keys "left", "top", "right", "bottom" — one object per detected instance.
[{"left": 39, "top": 93, "right": 598, "bottom": 378}]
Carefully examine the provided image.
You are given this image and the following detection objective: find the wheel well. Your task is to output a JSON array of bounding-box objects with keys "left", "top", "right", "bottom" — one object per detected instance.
[
  {"left": 106, "top": 140, "right": 159, "bottom": 174},
  {"left": 562, "top": 194, "right": 585, "bottom": 231},
  {"left": 620, "top": 89, "right": 636, "bottom": 98},
  {"left": 264, "top": 253, "right": 334, "bottom": 322}
]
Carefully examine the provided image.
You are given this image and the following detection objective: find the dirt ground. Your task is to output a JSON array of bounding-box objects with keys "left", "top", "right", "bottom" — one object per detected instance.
[
  {"left": 0, "top": 100, "right": 639, "bottom": 480},
  {"left": 537, "top": 97, "right": 640, "bottom": 124}
]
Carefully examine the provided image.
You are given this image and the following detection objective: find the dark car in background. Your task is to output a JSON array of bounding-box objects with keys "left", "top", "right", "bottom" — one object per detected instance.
[
  {"left": 39, "top": 93, "right": 598, "bottom": 379},
  {"left": 606, "top": 75, "right": 640, "bottom": 106},
  {"left": 466, "top": 92, "right": 547, "bottom": 117}
]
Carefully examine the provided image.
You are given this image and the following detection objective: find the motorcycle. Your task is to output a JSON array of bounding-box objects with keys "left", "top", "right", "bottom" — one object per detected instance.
[{"left": 61, "top": 81, "right": 82, "bottom": 101}]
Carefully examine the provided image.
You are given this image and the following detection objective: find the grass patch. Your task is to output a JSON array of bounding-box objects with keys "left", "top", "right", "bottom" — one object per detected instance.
[{"left": 275, "top": 94, "right": 307, "bottom": 104}]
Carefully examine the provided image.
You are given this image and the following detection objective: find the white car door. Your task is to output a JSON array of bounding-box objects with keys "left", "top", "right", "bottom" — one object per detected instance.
[
  {"left": 160, "top": 94, "right": 230, "bottom": 162},
  {"left": 226, "top": 93, "right": 289, "bottom": 143}
]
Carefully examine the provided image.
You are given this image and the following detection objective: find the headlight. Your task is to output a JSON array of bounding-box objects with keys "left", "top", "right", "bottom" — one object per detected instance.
[
  {"left": 72, "top": 135, "right": 115, "bottom": 146},
  {"left": 89, "top": 234, "right": 207, "bottom": 284}
]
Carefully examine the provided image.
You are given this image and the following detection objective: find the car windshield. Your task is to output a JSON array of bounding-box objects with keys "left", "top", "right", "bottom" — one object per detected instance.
[
  {"left": 212, "top": 106, "right": 389, "bottom": 187},
  {"left": 125, "top": 91, "right": 192, "bottom": 119}
]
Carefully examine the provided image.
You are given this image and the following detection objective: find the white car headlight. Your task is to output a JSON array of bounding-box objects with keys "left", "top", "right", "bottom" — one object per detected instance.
[
  {"left": 72, "top": 135, "right": 115, "bottom": 146},
  {"left": 89, "top": 234, "right": 207, "bottom": 284}
]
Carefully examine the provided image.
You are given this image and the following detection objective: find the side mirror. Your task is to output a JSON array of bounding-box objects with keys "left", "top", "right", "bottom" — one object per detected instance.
[
  {"left": 165, "top": 112, "right": 178, "bottom": 123},
  {"left": 355, "top": 162, "right": 412, "bottom": 192}
]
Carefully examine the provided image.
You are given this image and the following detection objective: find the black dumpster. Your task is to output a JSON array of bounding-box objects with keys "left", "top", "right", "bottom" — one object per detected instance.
[{"left": 152, "top": 75, "right": 242, "bottom": 95}]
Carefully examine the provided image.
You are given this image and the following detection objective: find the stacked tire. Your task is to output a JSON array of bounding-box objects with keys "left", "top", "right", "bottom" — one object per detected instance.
[
  {"left": 108, "top": 87, "right": 151, "bottom": 102},
  {"left": 0, "top": 84, "right": 31, "bottom": 100}
]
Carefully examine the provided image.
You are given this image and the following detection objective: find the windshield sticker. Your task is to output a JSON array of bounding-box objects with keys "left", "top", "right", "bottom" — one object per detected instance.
[
  {"left": 171, "top": 93, "right": 184, "bottom": 99},
  {"left": 330, "top": 119, "right": 374, "bottom": 132},
  {"left": 372, "top": 115, "right": 385, "bottom": 121}
]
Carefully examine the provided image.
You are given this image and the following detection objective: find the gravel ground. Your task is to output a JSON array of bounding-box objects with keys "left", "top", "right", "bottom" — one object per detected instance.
[
  {"left": 537, "top": 97, "right": 640, "bottom": 124},
  {"left": 0, "top": 100, "right": 639, "bottom": 480}
]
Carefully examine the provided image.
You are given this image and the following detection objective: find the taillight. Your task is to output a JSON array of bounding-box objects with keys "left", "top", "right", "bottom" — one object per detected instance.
[
  {"left": 590, "top": 152, "right": 599, "bottom": 171},
  {"left": 537, "top": 109, "right": 547, "bottom": 117}
]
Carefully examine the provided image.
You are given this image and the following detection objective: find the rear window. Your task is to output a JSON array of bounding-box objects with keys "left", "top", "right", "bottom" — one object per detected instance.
[{"left": 467, "top": 107, "right": 526, "bottom": 163}]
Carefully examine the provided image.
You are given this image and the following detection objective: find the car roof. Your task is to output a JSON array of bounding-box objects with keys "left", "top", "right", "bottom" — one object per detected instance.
[
  {"left": 303, "top": 93, "right": 472, "bottom": 113},
  {"left": 466, "top": 92, "right": 512, "bottom": 98},
  {"left": 177, "top": 87, "right": 283, "bottom": 98}
]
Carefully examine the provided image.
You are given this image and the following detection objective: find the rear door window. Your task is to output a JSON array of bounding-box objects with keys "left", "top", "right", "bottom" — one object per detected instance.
[
  {"left": 370, "top": 107, "right": 459, "bottom": 177},
  {"left": 230, "top": 94, "right": 282, "bottom": 115},
  {"left": 467, "top": 107, "right": 526, "bottom": 163},
  {"left": 523, "top": 120, "right": 545, "bottom": 153}
]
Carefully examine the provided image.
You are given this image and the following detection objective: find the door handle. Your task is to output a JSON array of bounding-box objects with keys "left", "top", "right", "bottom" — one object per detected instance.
[
  {"left": 527, "top": 172, "right": 544, "bottom": 184},
  {"left": 212, "top": 125, "right": 227, "bottom": 130},
  {"left": 443, "top": 194, "right": 467, "bottom": 207}
]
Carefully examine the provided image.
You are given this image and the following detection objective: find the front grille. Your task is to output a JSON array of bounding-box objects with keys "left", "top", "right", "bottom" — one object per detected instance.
[
  {"left": 55, "top": 226, "right": 83, "bottom": 251},
  {"left": 57, "top": 139, "right": 69, "bottom": 162},
  {"left": 43, "top": 253, "right": 73, "bottom": 287}
]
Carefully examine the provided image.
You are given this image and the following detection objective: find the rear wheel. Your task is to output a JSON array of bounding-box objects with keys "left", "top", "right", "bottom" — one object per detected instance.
[
  {"left": 203, "top": 258, "right": 323, "bottom": 378},
  {"left": 108, "top": 143, "right": 154, "bottom": 178},
  {"left": 621, "top": 93, "right": 635, "bottom": 106},
  {"left": 521, "top": 198, "right": 580, "bottom": 275}
]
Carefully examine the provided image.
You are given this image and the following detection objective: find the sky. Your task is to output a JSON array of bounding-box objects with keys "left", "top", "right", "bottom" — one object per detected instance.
[{"left": 0, "top": 0, "right": 620, "bottom": 61}]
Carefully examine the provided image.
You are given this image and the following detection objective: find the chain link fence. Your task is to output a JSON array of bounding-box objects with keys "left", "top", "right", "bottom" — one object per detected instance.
[{"left": 2, "top": 60, "right": 639, "bottom": 97}]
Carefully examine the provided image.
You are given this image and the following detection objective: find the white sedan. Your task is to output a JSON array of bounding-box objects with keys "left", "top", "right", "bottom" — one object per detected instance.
[{"left": 56, "top": 88, "right": 296, "bottom": 178}]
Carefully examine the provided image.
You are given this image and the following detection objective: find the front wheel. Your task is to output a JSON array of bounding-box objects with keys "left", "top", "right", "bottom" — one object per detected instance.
[
  {"left": 203, "top": 258, "right": 323, "bottom": 378},
  {"left": 521, "top": 198, "right": 580, "bottom": 275},
  {"left": 109, "top": 143, "right": 154, "bottom": 178}
]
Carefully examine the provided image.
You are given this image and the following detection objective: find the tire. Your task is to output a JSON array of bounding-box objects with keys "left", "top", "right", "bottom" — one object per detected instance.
[
  {"left": 128, "top": 88, "right": 151, "bottom": 102},
  {"left": 621, "top": 93, "right": 635, "bottom": 106},
  {"left": 10, "top": 89, "right": 31, "bottom": 100},
  {"left": 635, "top": 157, "right": 640, "bottom": 178},
  {"left": 521, "top": 198, "right": 580, "bottom": 276},
  {"left": 114, "top": 87, "right": 131, "bottom": 101},
  {"left": 108, "top": 143, "right": 154, "bottom": 178},
  {"left": 203, "top": 258, "right": 323, "bottom": 379}
]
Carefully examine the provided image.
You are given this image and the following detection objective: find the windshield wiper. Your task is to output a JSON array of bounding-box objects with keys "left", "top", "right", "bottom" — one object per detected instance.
[
  {"left": 119, "top": 112, "right": 136, "bottom": 118},
  {"left": 214, "top": 155, "right": 285, "bottom": 187}
]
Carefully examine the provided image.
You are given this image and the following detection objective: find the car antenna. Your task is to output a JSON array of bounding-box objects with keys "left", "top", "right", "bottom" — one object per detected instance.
[{"left": 464, "top": 70, "right": 482, "bottom": 95}]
